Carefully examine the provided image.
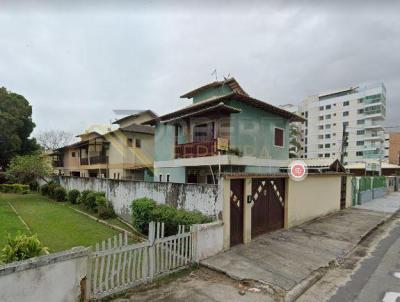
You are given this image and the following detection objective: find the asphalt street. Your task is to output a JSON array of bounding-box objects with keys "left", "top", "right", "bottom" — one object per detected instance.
[{"left": 329, "top": 221, "right": 400, "bottom": 302}]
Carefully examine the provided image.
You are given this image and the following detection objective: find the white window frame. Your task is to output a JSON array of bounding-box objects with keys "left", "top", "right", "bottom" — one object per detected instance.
[{"left": 273, "top": 127, "right": 285, "bottom": 148}]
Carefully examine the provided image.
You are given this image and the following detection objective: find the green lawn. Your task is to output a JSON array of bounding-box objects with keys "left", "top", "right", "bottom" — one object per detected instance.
[
  {"left": 0, "top": 201, "right": 28, "bottom": 247},
  {"left": 0, "top": 193, "right": 128, "bottom": 253}
]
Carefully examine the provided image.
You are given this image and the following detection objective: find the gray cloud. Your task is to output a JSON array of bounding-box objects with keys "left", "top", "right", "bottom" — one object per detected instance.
[{"left": 0, "top": 1, "right": 399, "bottom": 135}]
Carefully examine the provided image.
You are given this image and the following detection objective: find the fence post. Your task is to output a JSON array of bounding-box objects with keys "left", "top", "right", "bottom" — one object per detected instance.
[
  {"left": 191, "top": 224, "right": 199, "bottom": 263},
  {"left": 85, "top": 247, "right": 93, "bottom": 302},
  {"left": 148, "top": 222, "right": 156, "bottom": 282}
]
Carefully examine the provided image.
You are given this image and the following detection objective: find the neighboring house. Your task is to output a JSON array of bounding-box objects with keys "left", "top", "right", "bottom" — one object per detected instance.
[
  {"left": 51, "top": 110, "right": 156, "bottom": 181},
  {"left": 146, "top": 78, "right": 304, "bottom": 184}
]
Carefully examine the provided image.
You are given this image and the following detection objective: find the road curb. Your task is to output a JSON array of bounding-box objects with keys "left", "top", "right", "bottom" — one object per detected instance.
[{"left": 285, "top": 208, "right": 400, "bottom": 302}]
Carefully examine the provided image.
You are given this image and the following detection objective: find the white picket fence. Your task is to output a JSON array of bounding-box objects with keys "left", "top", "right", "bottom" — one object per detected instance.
[{"left": 88, "top": 222, "right": 195, "bottom": 300}]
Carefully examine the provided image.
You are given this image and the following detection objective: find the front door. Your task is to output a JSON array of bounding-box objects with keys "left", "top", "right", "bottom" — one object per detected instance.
[
  {"left": 251, "top": 178, "right": 285, "bottom": 238},
  {"left": 230, "top": 179, "right": 244, "bottom": 247}
]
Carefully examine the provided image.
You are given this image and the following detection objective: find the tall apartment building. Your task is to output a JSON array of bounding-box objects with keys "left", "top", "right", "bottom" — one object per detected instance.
[{"left": 296, "top": 83, "right": 387, "bottom": 163}]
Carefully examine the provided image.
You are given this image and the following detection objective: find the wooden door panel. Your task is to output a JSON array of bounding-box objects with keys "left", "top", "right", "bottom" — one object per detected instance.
[{"left": 230, "top": 179, "right": 244, "bottom": 246}]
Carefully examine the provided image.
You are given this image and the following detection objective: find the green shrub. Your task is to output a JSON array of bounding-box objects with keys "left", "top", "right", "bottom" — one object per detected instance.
[
  {"left": 47, "top": 183, "right": 59, "bottom": 198},
  {"left": 131, "top": 198, "right": 157, "bottom": 234},
  {"left": 40, "top": 184, "right": 49, "bottom": 195},
  {"left": 98, "top": 203, "right": 117, "bottom": 219},
  {"left": 29, "top": 181, "right": 39, "bottom": 192},
  {"left": 131, "top": 198, "right": 212, "bottom": 236},
  {"left": 53, "top": 187, "right": 67, "bottom": 202},
  {"left": 67, "top": 189, "right": 80, "bottom": 204},
  {"left": 1, "top": 233, "right": 48, "bottom": 264},
  {"left": 0, "top": 184, "right": 29, "bottom": 194},
  {"left": 77, "top": 190, "right": 92, "bottom": 204},
  {"left": 84, "top": 192, "right": 98, "bottom": 211}
]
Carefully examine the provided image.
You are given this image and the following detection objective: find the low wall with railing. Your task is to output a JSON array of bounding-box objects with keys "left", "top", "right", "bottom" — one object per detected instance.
[
  {"left": 352, "top": 176, "right": 389, "bottom": 205},
  {"left": 0, "top": 247, "right": 89, "bottom": 302},
  {"left": 42, "top": 176, "right": 223, "bottom": 222}
]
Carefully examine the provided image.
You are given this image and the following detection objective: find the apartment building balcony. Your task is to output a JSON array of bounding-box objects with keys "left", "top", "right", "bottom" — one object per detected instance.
[
  {"left": 364, "top": 120, "right": 384, "bottom": 130},
  {"left": 80, "top": 158, "right": 89, "bottom": 165},
  {"left": 175, "top": 139, "right": 221, "bottom": 159},
  {"left": 363, "top": 134, "right": 385, "bottom": 141}
]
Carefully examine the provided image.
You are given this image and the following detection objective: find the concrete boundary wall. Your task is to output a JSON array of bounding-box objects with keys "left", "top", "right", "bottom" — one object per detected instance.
[
  {"left": 43, "top": 176, "right": 223, "bottom": 222},
  {"left": 0, "top": 247, "right": 89, "bottom": 302},
  {"left": 194, "top": 221, "right": 224, "bottom": 261}
]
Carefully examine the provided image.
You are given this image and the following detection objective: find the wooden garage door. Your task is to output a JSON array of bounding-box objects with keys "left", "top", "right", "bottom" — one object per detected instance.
[
  {"left": 230, "top": 179, "right": 244, "bottom": 247},
  {"left": 251, "top": 178, "right": 285, "bottom": 238}
]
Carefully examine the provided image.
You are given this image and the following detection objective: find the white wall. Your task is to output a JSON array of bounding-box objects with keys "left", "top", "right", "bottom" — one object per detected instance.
[
  {"left": 48, "top": 176, "right": 223, "bottom": 222},
  {"left": 194, "top": 221, "right": 224, "bottom": 261},
  {"left": 0, "top": 247, "right": 89, "bottom": 302}
]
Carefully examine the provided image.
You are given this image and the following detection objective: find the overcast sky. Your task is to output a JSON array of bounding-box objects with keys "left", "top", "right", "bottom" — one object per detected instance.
[{"left": 1, "top": 1, "right": 399, "bottom": 136}]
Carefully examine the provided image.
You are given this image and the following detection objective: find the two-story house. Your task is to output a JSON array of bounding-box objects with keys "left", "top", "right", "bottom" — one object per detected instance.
[
  {"left": 146, "top": 78, "right": 304, "bottom": 184},
  {"left": 51, "top": 110, "right": 156, "bottom": 181}
]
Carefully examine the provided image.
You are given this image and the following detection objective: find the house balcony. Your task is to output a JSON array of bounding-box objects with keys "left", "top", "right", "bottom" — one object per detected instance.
[
  {"left": 175, "top": 139, "right": 226, "bottom": 159},
  {"left": 52, "top": 160, "right": 64, "bottom": 168},
  {"left": 80, "top": 156, "right": 108, "bottom": 165}
]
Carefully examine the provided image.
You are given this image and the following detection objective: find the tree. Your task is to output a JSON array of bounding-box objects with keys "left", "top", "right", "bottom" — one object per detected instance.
[
  {"left": 5, "top": 153, "right": 52, "bottom": 184},
  {"left": 36, "top": 130, "right": 75, "bottom": 151},
  {"left": 289, "top": 124, "right": 302, "bottom": 158},
  {"left": 0, "top": 87, "right": 39, "bottom": 169}
]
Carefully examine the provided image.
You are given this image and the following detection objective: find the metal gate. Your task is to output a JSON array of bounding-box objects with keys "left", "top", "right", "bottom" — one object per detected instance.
[
  {"left": 251, "top": 178, "right": 285, "bottom": 238},
  {"left": 88, "top": 222, "right": 194, "bottom": 300}
]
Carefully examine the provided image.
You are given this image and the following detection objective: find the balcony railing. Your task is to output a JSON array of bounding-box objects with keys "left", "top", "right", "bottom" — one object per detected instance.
[
  {"left": 80, "top": 158, "right": 89, "bottom": 165},
  {"left": 52, "top": 160, "right": 64, "bottom": 167},
  {"left": 90, "top": 155, "right": 108, "bottom": 164},
  {"left": 175, "top": 139, "right": 218, "bottom": 159}
]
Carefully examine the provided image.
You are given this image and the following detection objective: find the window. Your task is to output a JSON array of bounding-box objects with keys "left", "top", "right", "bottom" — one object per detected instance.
[
  {"left": 319, "top": 106, "right": 324, "bottom": 110},
  {"left": 357, "top": 120, "right": 365, "bottom": 125},
  {"left": 305, "top": 111, "right": 308, "bottom": 118},
  {"left": 325, "top": 153, "right": 330, "bottom": 158},
  {"left": 319, "top": 116, "right": 324, "bottom": 121},
  {"left": 319, "top": 125, "right": 324, "bottom": 130},
  {"left": 318, "top": 154, "right": 323, "bottom": 158},
  {"left": 325, "top": 144, "right": 331, "bottom": 148},
  {"left": 159, "top": 174, "right": 163, "bottom": 182},
  {"left": 166, "top": 174, "right": 170, "bottom": 182},
  {"left": 318, "top": 135, "right": 324, "bottom": 139},
  {"left": 325, "top": 124, "right": 331, "bottom": 129},
  {"left": 325, "top": 134, "right": 331, "bottom": 139},
  {"left": 274, "top": 128, "right": 284, "bottom": 147},
  {"left": 318, "top": 144, "right": 324, "bottom": 148},
  {"left": 325, "top": 104, "right": 331, "bottom": 110},
  {"left": 343, "top": 111, "right": 349, "bottom": 117},
  {"left": 71, "top": 152, "right": 76, "bottom": 157},
  {"left": 343, "top": 101, "right": 350, "bottom": 106},
  {"left": 343, "top": 121, "right": 349, "bottom": 127},
  {"left": 356, "top": 141, "right": 365, "bottom": 146},
  {"left": 358, "top": 109, "right": 364, "bottom": 114},
  {"left": 127, "top": 138, "right": 133, "bottom": 147},
  {"left": 358, "top": 98, "right": 363, "bottom": 104},
  {"left": 357, "top": 130, "right": 365, "bottom": 135},
  {"left": 135, "top": 138, "right": 141, "bottom": 148},
  {"left": 356, "top": 151, "right": 363, "bottom": 156},
  {"left": 325, "top": 114, "right": 331, "bottom": 119}
]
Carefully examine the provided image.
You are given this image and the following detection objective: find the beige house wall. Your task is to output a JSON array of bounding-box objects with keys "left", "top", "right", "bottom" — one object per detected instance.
[
  {"left": 286, "top": 175, "right": 341, "bottom": 228},
  {"left": 118, "top": 111, "right": 155, "bottom": 128}
]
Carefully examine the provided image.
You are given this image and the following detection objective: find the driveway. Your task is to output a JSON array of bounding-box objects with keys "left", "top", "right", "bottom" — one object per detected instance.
[{"left": 202, "top": 201, "right": 399, "bottom": 293}]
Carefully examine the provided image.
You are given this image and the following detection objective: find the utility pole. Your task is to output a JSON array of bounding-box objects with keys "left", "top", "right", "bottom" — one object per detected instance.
[{"left": 340, "top": 123, "right": 348, "bottom": 164}]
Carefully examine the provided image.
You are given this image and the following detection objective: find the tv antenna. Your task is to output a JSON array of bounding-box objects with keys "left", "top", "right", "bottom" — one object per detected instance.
[{"left": 211, "top": 69, "right": 218, "bottom": 81}]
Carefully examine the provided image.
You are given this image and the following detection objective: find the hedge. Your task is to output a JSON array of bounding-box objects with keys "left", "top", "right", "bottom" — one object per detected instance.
[
  {"left": 0, "top": 184, "right": 29, "bottom": 194},
  {"left": 67, "top": 189, "right": 80, "bottom": 204},
  {"left": 131, "top": 198, "right": 212, "bottom": 236}
]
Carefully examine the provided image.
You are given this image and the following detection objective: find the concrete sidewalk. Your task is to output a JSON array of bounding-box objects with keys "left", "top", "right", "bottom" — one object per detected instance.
[
  {"left": 355, "top": 191, "right": 400, "bottom": 213},
  {"left": 202, "top": 192, "right": 400, "bottom": 298}
]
